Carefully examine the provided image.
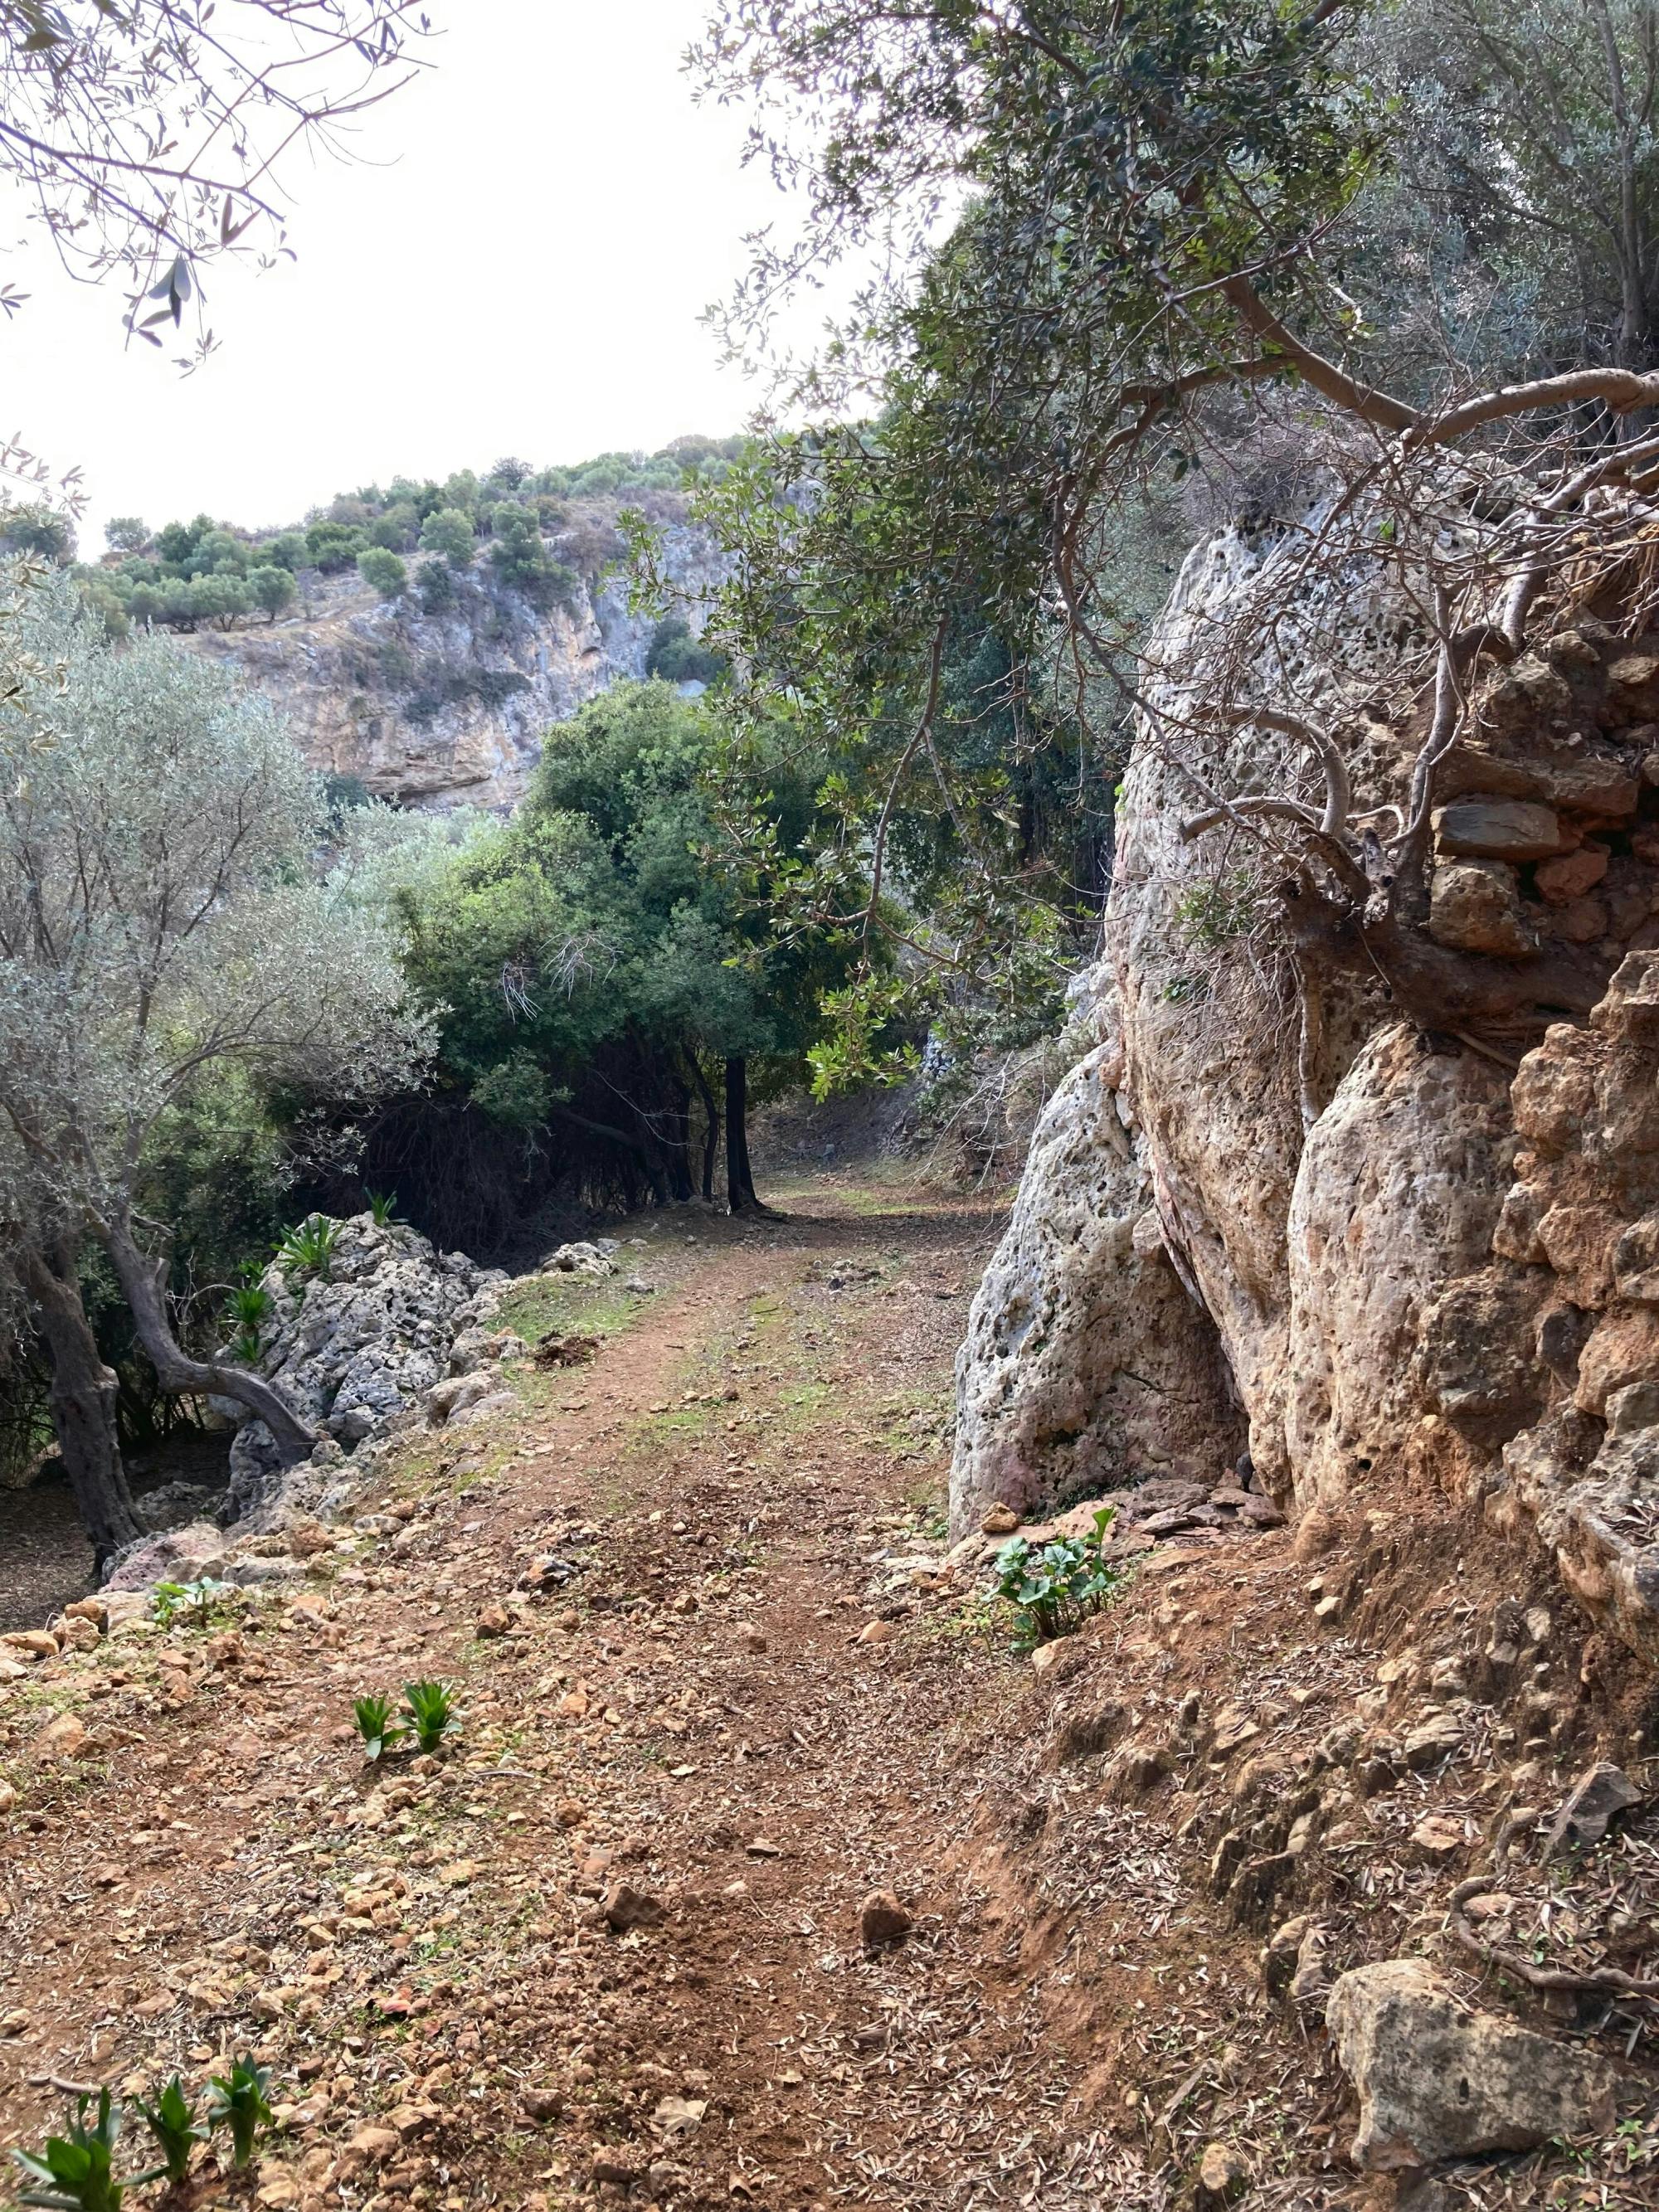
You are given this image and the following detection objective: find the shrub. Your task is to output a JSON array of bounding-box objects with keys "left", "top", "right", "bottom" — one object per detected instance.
[
  {"left": 995, "top": 1508, "right": 1121, "bottom": 1648},
  {"left": 224, "top": 1281, "right": 272, "bottom": 1359},
  {"left": 1, "top": 504, "right": 76, "bottom": 563},
  {"left": 152, "top": 1577, "right": 234, "bottom": 1631},
  {"left": 247, "top": 565, "right": 295, "bottom": 621},
  {"left": 646, "top": 615, "right": 726, "bottom": 686},
  {"left": 365, "top": 1189, "right": 401, "bottom": 1225},
  {"left": 418, "top": 508, "right": 476, "bottom": 568},
  {"left": 274, "top": 1213, "right": 342, "bottom": 1280},
  {"left": 368, "top": 502, "right": 420, "bottom": 552},
  {"left": 414, "top": 556, "right": 454, "bottom": 612},
  {"left": 357, "top": 547, "right": 407, "bottom": 599},
  {"left": 304, "top": 520, "right": 366, "bottom": 573},
  {"left": 261, "top": 531, "right": 310, "bottom": 571}
]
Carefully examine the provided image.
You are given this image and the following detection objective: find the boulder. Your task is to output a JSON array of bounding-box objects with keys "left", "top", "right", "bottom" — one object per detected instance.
[
  {"left": 1428, "top": 861, "right": 1538, "bottom": 957},
  {"left": 540, "top": 1240, "right": 617, "bottom": 1279},
  {"left": 951, "top": 991, "right": 1241, "bottom": 1535},
  {"left": 1326, "top": 1958, "right": 1618, "bottom": 2170},
  {"left": 1540, "top": 1761, "right": 1642, "bottom": 1860}
]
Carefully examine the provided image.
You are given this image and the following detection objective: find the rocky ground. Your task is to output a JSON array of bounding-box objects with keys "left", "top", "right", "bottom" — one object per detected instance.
[{"left": 0, "top": 1177, "right": 1655, "bottom": 2211}]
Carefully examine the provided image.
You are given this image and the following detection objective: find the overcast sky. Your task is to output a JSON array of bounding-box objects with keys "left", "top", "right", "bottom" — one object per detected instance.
[{"left": 1, "top": 3, "right": 819, "bottom": 551}]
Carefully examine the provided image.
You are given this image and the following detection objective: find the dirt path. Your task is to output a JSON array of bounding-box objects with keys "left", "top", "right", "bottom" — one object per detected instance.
[{"left": 0, "top": 1178, "right": 1134, "bottom": 2212}]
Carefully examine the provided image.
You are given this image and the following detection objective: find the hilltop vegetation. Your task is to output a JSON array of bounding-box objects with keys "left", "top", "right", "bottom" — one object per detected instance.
[{"left": 7, "top": 437, "right": 748, "bottom": 643}]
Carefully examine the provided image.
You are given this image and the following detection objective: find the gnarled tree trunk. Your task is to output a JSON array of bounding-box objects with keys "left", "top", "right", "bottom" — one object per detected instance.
[
  {"left": 20, "top": 1241, "right": 143, "bottom": 1568},
  {"left": 97, "top": 1215, "right": 317, "bottom": 1465}
]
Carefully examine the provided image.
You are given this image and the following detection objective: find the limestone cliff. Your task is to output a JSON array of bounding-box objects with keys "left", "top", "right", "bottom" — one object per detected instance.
[
  {"left": 183, "top": 522, "right": 723, "bottom": 812},
  {"left": 954, "top": 494, "right": 1659, "bottom": 1668}
]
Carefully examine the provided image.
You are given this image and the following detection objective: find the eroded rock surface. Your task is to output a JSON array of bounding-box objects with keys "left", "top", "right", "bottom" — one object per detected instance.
[
  {"left": 224, "top": 1214, "right": 506, "bottom": 1520},
  {"left": 951, "top": 1006, "right": 1241, "bottom": 1532},
  {"left": 954, "top": 503, "right": 1659, "bottom": 1645},
  {"left": 185, "top": 525, "right": 723, "bottom": 813}
]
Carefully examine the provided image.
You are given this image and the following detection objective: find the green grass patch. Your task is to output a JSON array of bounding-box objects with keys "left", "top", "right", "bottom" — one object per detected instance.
[{"left": 495, "top": 1275, "right": 644, "bottom": 1344}]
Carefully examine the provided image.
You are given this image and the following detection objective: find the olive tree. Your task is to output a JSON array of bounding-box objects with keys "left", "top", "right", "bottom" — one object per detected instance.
[{"left": 0, "top": 576, "right": 434, "bottom": 1542}]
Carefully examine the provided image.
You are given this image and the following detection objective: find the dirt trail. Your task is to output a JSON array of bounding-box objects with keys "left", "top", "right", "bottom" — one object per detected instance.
[{"left": 0, "top": 1178, "right": 1134, "bottom": 2212}]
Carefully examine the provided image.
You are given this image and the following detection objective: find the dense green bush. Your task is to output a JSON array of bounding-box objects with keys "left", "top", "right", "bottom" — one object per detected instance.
[
  {"left": 357, "top": 546, "right": 407, "bottom": 599},
  {"left": 418, "top": 507, "right": 476, "bottom": 567},
  {"left": 247, "top": 565, "right": 295, "bottom": 620},
  {"left": 646, "top": 615, "right": 727, "bottom": 687},
  {"left": 304, "top": 519, "right": 365, "bottom": 573},
  {"left": 413, "top": 556, "right": 454, "bottom": 612}
]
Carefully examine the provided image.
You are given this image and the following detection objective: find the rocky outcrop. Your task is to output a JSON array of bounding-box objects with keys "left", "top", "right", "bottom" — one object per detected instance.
[
  {"left": 223, "top": 1215, "right": 507, "bottom": 1520},
  {"left": 951, "top": 996, "right": 1242, "bottom": 1533},
  {"left": 953, "top": 498, "right": 1659, "bottom": 1655},
  {"left": 1481, "top": 952, "right": 1659, "bottom": 1662},
  {"left": 184, "top": 523, "right": 723, "bottom": 813}
]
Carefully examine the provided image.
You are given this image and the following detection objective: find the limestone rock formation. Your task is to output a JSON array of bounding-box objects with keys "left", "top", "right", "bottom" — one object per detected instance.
[
  {"left": 951, "top": 999, "right": 1241, "bottom": 1533},
  {"left": 223, "top": 1214, "right": 507, "bottom": 1519},
  {"left": 184, "top": 523, "right": 723, "bottom": 813},
  {"left": 952, "top": 498, "right": 1659, "bottom": 1653}
]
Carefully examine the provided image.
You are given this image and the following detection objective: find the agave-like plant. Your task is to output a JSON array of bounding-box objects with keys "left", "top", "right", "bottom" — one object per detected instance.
[
  {"left": 12, "top": 2088, "right": 156, "bottom": 2212},
  {"left": 132, "top": 2077, "right": 207, "bottom": 2185},
  {"left": 274, "top": 1214, "right": 342, "bottom": 1281}
]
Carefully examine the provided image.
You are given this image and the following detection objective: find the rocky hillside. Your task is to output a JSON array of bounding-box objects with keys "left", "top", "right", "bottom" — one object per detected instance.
[{"left": 182, "top": 521, "right": 724, "bottom": 813}]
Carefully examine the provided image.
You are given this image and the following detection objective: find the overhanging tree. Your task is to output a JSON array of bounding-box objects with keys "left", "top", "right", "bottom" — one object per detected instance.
[{"left": 692, "top": 0, "right": 1659, "bottom": 1065}]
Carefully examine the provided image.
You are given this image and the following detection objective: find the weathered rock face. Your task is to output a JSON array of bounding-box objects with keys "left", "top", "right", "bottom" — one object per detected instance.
[
  {"left": 224, "top": 1215, "right": 507, "bottom": 1520},
  {"left": 183, "top": 523, "right": 723, "bottom": 813},
  {"left": 1481, "top": 951, "right": 1659, "bottom": 1662},
  {"left": 1284, "top": 1024, "right": 1516, "bottom": 1509},
  {"left": 950, "top": 996, "right": 1243, "bottom": 1532},
  {"left": 952, "top": 500, "right": 1659, "bottom": 1645}
]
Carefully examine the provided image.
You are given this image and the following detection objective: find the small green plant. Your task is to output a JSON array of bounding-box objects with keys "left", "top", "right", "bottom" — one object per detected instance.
[
  {"left": 223, "top": 1279, "right": 273, "bottom": 1366},
  {"left": 151, "top": 1577, "right": 233, "bottom": 1631},
  {"left": 12, "top": 2089, "right": 152, "bottom": 2212},
  {"left": 364, "top": 1189, "right": 401, "bottom": 1226},
  {"left": 995, "top": 1506, "right": 1122, "bottom": 1649},
  {"left": 206, "top": 2060, "right": 275, "bottom": 2171},
  {"left": 133, "top": 2078, "right": 206, "bottom": 2185},
  {"left": 401, "top": 1677, "right": 459, "bottom": 1754},
  {"left": 353, "top": 1693, "right": 409, "bottom": 1761},
  {"left": 274, "top": 1213, "right": 342, "bottom": 1281}
]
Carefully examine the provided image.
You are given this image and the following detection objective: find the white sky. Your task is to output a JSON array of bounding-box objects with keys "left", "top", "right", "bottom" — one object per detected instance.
[{"left": 0, "top": 2, "right": 824, "bottom": 550}]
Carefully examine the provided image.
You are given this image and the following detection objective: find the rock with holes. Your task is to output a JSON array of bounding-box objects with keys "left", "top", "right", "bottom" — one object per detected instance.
[
  {"left": 1326, "top": 1958, "right": 1619, "bottom": 2170},
  {"left": 220, "top": 1213, "right": 507, "bottom": 1523}
]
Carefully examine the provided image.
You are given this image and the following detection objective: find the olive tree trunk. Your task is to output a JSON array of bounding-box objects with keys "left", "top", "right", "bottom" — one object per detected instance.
[
  {"left": 98, "top": 1216, "right": 317, "bottom": 1464},
  {"left": 19, "top": 1242, "right": 144, "bottom": 1568}
]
